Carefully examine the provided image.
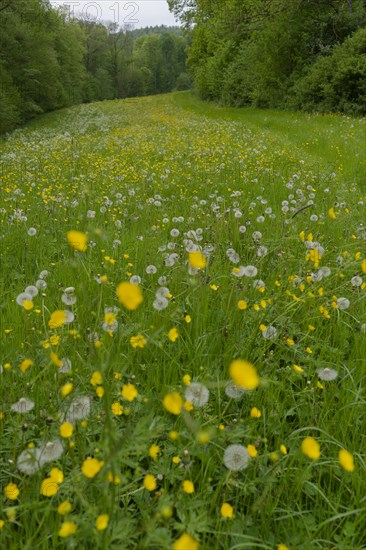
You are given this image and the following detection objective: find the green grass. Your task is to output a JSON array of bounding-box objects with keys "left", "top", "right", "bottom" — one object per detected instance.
[{"left": 0, "top": 92, "right": 365, "bottom": 549}]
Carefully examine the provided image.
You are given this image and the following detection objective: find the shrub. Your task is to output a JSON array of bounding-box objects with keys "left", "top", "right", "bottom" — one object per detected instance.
[{"left": 292, "top": 28, "right": 366, "bottom": 115}]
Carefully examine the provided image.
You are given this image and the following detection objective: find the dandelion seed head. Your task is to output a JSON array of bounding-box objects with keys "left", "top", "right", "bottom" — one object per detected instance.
[
  {"left": 17, "top": 447, "right": 42, "bottom": 475},
  {"left": 11, "top": 397, "right": 35, "bottom": 413},
  {"left": 39, "top": 439, "right": 64, "bottom": 464},
  {"left": 184, "top": 383, "right": 209, "bottom": 407},
  {"left": 317, "top": 368, "right": 338, "bottom": 381},
  {"left": 223, "top": 444, "right": 250, "bottom": 471},
  {"left": 262, "top": 326, "right": 278, "bottom": 340},
  {"left": 225, "top": 382, "right": 247, "bottom": 399},
  {"left": 337, "top": 297, "right": 350, "bottom": 310}
]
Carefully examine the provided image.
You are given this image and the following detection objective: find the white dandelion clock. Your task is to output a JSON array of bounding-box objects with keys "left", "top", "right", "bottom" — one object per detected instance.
[
  {"left": 36, "top": 279, "right": 47, "bottom": 290},
  {"left": 319, "top": 266, "right": 331, "bottom": 278},
  {"left": 253, "top": 279, "right": 266, "bottom": 290},
  {"left": 11, "top": 397, "right": 35, "bottom": 413},
  {"left": 27, "top": 227, "right": 37, "bottom": 236},
  {"left": 184, "top": 383, "right": 210, "bottom": 407},
  {"left": 16, "top": 292, "right": 33, "bottom": 307},
  {"left": 153, "top": 296, "right": 169, "bottom": 311},
  {"left": 25, "top": 286, "right": 38, "bottom": 298},
  {"left": 17, "top": 447, "right": 43, "bottom": 475},
  {"left": 225, "top": 382, "right": 247, "bottom": 399},
  {"left": 59, "top": 357, "right": 72, "bottom": 374},
  {"left": 317, "top": 368, "right": 338, "bottom": 381},
  {"left": 337, "top": 297, "right": 350, "bottom": 310},
  {"left": 262, "top": 326, "right": 278, "bottom": 340},
  {"left": 351, "top": 276, "right": 362, "bottom": 287},
  {"left": 39, "top": 440, "right": 64, "bottom": 465},
  {"left": 223, "top": 444, "right": 250, "bottom": 472},
  {"left": 232, "top": 266, "right": 245, "bottom": 278},
  {"left": 64, "top": 395, "right": 91, "bottom": 423},
  {"left": 64, "top": 311, "right": 75, "bottom": 324},
  {"left": 243, "top": 265, "right": 258, "bottom": 278},
  {"left": 257, "top": 246, "right": 268, "bottom": 257},
  {"left": 62, "top": 287, "right": 77, "bottom": 306},
  {"left": 156, "top": 287, "right": 170, "bottom": 299}
]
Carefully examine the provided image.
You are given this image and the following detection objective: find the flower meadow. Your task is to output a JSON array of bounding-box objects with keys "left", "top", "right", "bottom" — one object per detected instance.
[{"left": 0, "top": 93, "right": 365, "bottom": 549}]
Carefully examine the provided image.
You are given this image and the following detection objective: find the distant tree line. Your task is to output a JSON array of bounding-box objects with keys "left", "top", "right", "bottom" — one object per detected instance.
[
  {"left": 0, "top": 0, "right": 190, "bottom": 134},
  {"left": 168, "top": 0, "right": 366, "bottom": 115}
]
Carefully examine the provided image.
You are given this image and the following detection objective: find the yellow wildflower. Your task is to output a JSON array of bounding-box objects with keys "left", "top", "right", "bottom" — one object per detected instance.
[
  {"left": 95, "top": 514, "right": 109, "bottom": 531},
  {"left": 220, "top": 503, "right": 234, "bottom": 518},
  {"left": 143, "top": 474, "right": 156, "bottom": 491},
  {"left": 229, "top": 359, "right": 259, "bottom": 390},
  {"left": 67, "top": 230, "right": 87, "bottom": 252},
  {"left": 81, "top": 458, "right": 104, "bottom": 478},
  {"left": 121, "top": 384, "right": 138, "bottom": 401},
  {"left": 301, "top": 437, "right": 320, "bottom": 460},
  {"left": 59, "top": 521, "right": 77, "bottom": 538},
  {"left": 188, "top": 251, "right": 206, "bottom": 269},
  {"left": 163, "top": 392, "right": 182, "bottom": 415},
  {"left": 116, "top": 282, "right": 143, "bottom": 310}
]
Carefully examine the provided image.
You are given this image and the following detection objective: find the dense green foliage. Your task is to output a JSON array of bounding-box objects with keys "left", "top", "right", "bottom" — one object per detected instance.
[
  {"left": 0, "top": 1, "right": 189, "bottom": 134},
  {"left": 168, "top": 0, "right": 366, "bottom": 114}
]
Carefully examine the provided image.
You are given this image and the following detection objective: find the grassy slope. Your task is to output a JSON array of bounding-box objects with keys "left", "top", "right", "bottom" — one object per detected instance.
[
  {"left": 173, "top": 92, "right": 366, "bottom": 192},
  {"left": 0, "top": 93, "right": 365, "bottom": 550}
]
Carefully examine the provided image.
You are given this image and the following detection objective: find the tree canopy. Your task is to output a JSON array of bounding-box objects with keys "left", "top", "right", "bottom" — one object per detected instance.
[
  {"left": 0, "top": 1, "right": 190, "bottom": 134},
  {"left": 168, "top": 0, "right": 366, "bottom": 114}
]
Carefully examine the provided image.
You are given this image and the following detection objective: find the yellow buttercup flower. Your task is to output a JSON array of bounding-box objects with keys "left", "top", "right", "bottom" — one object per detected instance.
[
  {"left": 20, "top": 359, "right": 33, "bottom": 373},
  {"left": 67, "top": 230, "right": 87, "bottom": 252},
  {"left": 60, "top": 422, "right": 73, "bottom": 438},
  {"left": 90, "top": 371, "right": 103, "bottom": 386},
  {"left": 229, "top": 359, "right": 259, "bottom": 390},
  {"left": 81, "top": 458, "right": 104, "bottom": 478},
  {"left": 149, "top": 444, "right": 160, "bottom": 460},
  {"left": 328, "top": 207, "right": 337, "bottom": 220},
  {"left": 301, "top": 437, "right": 320, "bottom": 460},
  {"left": 111, "top": 402, "right": 123, "bottom": 415},
  {"left": 168, "top": 327, "right": 179, "bottom": 342},
  {"left": 57, "top": 501, "right": 72, "bottom": 515},
  {"left": 188, "top": 251, "right": 206, "bottom": 269},
  {"left": 182, "top": 480, "right": 194, "bottom": 494},
  {"left": 50, "top": 468, "right": 64, "bottom": 484},
  {"left": 220, "top": 502, "right": 234, "bottom": 518},
  {"left": 60, "top": 383, "right": 73, "bottom": 397},
  {"left": 116, "top": 282, "right": 143, "bottom": 310},
  {"left": 338, "top": 449, "right": 355, "bottom": 472},
  {"left": 163, "top": 392, "right": 183, "bottom": 415},
  {"left": 95, "top": 514, "right": 109, "bottom": 531},
  {"left": 121, "top": 384, "right": 138, "bottom": 401},
  {"left": 173, "top": 533, "right": 199, "bottom": 550},
  {"left": 59, "top": 521, "right": 77, "bottom": 538},
  {"left": 250, "top": 407, "right": 261, "bottom": 418},
  {"left": 40, "top": 477, "right": 59, "bottom": 497},
  {"left": 143, "top": 474, "right": 156, "bottom": 491},
  {"left": 130, "top": 334, "right": 147, "bottom": 348},
  {"left": 4, "top": 482, "right": 19, "bottom": 500},
  {"left": 50, "top": 352, "right": 63, "bottom": 367}
]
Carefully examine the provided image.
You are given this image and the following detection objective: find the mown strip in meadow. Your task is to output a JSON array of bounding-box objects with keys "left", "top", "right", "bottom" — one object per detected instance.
[{"left": 0, "top": 93, "right": 365, "bottom": 549}]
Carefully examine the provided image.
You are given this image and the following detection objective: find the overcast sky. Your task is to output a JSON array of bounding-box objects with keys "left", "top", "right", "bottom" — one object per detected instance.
[{"left": 50, "top": 1, "right": 178, "bottom": 29}]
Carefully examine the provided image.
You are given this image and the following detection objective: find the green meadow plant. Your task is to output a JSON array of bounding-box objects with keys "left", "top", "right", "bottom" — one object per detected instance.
[{"left": 0, "top": 92, "right": 365, "bottom": 549}]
